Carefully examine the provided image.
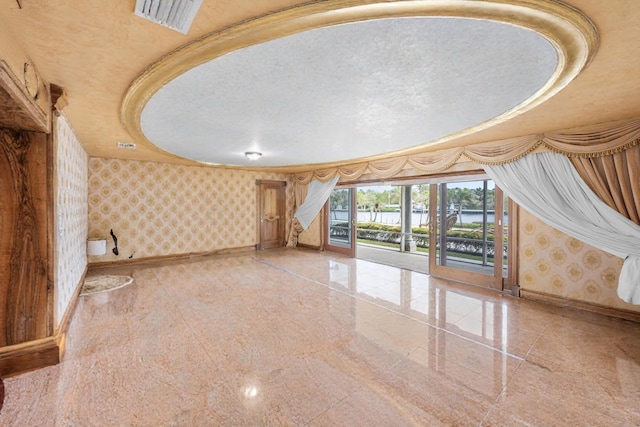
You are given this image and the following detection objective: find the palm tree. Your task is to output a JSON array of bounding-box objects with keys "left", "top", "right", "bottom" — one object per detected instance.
[
  {"left": 447, "top": 187, "right": 476, "bottom": 226},
  {"left": 412, "top": 184, "right": 429, "bottom": 226}
]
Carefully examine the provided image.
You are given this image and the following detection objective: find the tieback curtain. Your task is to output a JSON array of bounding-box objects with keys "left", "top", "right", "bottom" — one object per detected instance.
[
  {"left": 572, "top": 144, "right": 640, "bottom": 226},
  {"left": 286, "top": 177, "right": 338, "bottom": 247},
  {"left": 484, "top": 152, "right": 640, "bottom": 304},
  {"left": 293, "top": 118, "right": 640, "bottom": 183},
  {"left": 290, "top": 118, "right": 640, "bottom": 302}
]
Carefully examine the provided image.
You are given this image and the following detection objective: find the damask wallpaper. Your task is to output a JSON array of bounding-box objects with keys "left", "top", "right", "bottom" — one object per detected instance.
[
  {"left": 55, "top": 115, "right": 88, "bottom": 328},
  {"left": 518, "top": 209, "right": 638, "bottom": 312},
  {"left": 87, "top": 158, "right": 293, "bottom": 263}
]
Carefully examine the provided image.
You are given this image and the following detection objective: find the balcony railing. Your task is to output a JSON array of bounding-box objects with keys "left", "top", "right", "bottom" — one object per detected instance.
[{"left": 327, "top": 222, "right": 508, "bottom": 266}]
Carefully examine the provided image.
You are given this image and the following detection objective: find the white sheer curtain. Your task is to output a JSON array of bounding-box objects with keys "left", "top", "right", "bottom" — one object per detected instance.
[
  {"left": 484, "top": 152, "right": 640, "bottom": 304},
  {"left": 295, "top": 177, "right": 339, "bottom": 230}
]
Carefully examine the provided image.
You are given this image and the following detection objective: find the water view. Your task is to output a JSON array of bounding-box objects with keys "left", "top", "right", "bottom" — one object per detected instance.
[{"left": 330, "top": 210, "right": 508, "bottom": 226}]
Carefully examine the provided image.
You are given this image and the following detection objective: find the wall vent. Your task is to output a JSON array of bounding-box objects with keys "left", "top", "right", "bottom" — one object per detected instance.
[
  {"left": 117, "top": 142, "right": 137, "bottom": 150},
  {"left": 134, "top": 0, "right": 202, "bottom": 34}
]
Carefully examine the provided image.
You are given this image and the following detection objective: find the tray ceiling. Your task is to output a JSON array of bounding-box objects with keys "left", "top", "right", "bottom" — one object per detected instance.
[
  {"left": 140, "top": 17, "right": 557, "bottom": 167},
  {"left": 8, "top": 0, "right": 640, "bottom": 171}
]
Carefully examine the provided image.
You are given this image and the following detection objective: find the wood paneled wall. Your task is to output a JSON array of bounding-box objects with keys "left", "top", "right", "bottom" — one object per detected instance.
[
  {"left": 0, "top": 128, "right": 51, "bottom": 347},
  {"left": 0, "top": 54, "right": 59, "bottom": 378}
]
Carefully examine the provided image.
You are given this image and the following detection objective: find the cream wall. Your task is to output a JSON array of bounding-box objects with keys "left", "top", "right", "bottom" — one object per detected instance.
[
  {"left": 55, "top": 115, "right": 88, "bottom": 328},
  {"left": 0, "top": 20, "right": 50, "bottom": 120},
  {"left": 87, "top": 158, "right": 293, "bottom": 263},
  {"left": 0, "top": 18, "right": 26, "bottom": 82},
  {"left": 518, "top": 209, "right": 638, "bottom": 312}
]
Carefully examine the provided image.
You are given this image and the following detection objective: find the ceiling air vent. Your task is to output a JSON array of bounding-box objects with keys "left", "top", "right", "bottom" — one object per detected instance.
[
  {"left": 117, "top": 142, "right": 137, "bottom": 150},
  {"left": 134, "top": 0, "right": 203, "bottom": 34}
]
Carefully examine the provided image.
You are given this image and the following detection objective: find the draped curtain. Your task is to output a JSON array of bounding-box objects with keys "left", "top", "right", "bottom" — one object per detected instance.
[
  {"left": 484, "top": 153, "right": 640, "bottom": 303},
  {"left": 572, "top": 143, "right": 640, "bottom": 226},
  {"left": 286, "top": 177, "right": 338, "bottom": 247},
  {"left": 291, "top": 117, "right": 640, "bottom": 302},
  {"left": 286, "top": 179, "right": 310, "bottom": 247},
  {"left": 293, "top": 118, "right": 640, "bottom": 183}
]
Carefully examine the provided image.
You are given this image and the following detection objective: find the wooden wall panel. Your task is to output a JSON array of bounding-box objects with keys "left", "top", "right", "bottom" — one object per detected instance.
[
  {"left": 0, "top": 128, "right": 50, "bottom": 346},
  {"left": 0, "top": 337, "right": 59, "bottom": 378},
  {"left": 0, "top": 61, "right": 48, "bottom": 133}
]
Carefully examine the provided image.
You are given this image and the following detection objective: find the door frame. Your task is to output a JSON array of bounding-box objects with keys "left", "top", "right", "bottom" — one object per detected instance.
[
  {"left": 428, "top": 180, "right": 506, "bottom": 291},
  {"left": 324, "top": 187, "right": 357, "bottom": 257}
]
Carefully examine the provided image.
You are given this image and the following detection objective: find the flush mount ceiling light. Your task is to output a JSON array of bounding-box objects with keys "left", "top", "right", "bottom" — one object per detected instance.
[
  {"left": 245, "top": 151, "right": 262, "bottom": 160},
  {"left": 134, "top": 0, "right": 202, "bottom": 34}
]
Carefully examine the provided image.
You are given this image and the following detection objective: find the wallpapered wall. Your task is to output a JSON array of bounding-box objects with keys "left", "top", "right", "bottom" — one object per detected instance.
[
  {"left": 55, "top": 115, "right": 88, "bottom": 328},
  {"left": 87, "top": 158, "right": 293, "bottom": 263},
  {"left": 518, "top": 209, "right": 638, "bottom": 312}
]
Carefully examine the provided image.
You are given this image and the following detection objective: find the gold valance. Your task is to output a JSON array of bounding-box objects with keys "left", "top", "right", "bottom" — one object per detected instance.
[
  {"left": 544, "top": 119, "right": 640, "bottom": 157},
  {"left": 463, "top": 136, "right": 542, "bottom": 165},
  {"left": 293, "top": 118, "right": 640, "bottom": 183}
]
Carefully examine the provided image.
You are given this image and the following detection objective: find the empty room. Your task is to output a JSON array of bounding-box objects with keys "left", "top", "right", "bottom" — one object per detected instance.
[{"left": 1, "top": 1, "right": 640, "bottom": 425}]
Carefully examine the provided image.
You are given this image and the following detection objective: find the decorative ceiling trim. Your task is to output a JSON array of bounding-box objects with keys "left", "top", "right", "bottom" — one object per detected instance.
[
  {"left": 290, "top": 117, "right": 640, "bottom": 183},
  {"left": 0, "top": 60, "right": 49, "bottom": 133},
  {"left": 121, "top": 0, "right": 599, "bottom": 172}
]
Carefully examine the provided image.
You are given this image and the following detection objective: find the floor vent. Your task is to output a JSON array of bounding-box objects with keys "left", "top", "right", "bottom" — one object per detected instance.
[{"left": 134, "top": 0, "right": 202, "bottom": 34}]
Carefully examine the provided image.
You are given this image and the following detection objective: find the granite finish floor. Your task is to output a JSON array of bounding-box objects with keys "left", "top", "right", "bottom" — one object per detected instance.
[{"left": 2, "top": 248, "right": 640, "bottom": 426}]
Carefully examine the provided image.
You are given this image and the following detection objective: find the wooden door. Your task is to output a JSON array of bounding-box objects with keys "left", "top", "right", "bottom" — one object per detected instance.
[{"left": 256, "top": 180, "right": 286, "bottom": 250}]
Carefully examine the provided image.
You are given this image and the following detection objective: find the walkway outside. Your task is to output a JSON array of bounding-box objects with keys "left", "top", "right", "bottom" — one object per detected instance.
[
  {"left": 357, "top": 243, "right": 429, "bottom": 274},
  {"left": 357, "top": 243, "right": 495, "bottom": 276}
]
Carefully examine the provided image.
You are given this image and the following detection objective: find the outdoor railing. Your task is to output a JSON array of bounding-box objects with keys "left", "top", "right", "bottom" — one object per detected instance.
[{"left": 329, "top": 222, "right": 507, "bottom": 265}]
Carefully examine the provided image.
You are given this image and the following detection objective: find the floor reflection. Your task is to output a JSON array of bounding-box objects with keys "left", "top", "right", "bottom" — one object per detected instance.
[
  {"left": 2, "top": 248, "right": 640, "bottom": 426},
  {"left": 328, "top": 257, "right": 512, "bottom": 349},
  {"left": 325, "top": 257, "right": 517, "bottom": 396}
]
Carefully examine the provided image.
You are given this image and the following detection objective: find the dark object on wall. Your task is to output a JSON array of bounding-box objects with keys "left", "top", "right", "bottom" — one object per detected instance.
[{"left": 110, "top": 229, "right": 119, "bottom": 256}]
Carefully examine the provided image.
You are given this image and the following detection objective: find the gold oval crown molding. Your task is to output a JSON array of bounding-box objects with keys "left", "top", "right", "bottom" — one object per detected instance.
[{"left": 121, "top": 0, "right": 599, "bottom": 170}]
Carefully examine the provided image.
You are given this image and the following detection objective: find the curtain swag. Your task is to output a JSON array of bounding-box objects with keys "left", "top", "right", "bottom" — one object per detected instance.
[
  {"left": 293, "top": 118, "right": 640, "bottom": 183},
  {"left": 286, "top": 177, "right": 339, "bottom": 247},
  {"left": 288, "top": 118, "right": 640, "bottom": 303}
]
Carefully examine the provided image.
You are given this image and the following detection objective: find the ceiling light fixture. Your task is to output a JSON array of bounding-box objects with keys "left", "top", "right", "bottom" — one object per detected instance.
[{"left": 245, "top": 151, "right": 262, "bottom": 160}]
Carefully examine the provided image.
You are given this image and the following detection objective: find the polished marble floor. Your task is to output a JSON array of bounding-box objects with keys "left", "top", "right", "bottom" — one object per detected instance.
[
  {"left": 357, "top": 244, "right": 429, "bottom": 274},
  {"left": 2, "top": 248, "right": 640, "bottom": 426}
]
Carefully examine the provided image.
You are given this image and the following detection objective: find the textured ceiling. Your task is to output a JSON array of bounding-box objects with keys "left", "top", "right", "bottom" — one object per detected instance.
[
  {"left": 3, "top": 1, "right": 640, "bottom": 171},
  {"left": 141, "top": 17, "right": 557, "bottom": 167}
]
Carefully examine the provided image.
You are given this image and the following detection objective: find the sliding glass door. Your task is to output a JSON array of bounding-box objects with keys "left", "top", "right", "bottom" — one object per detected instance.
[
  {"left": 325, "top": 188, "right": 356, "bottom": 256},
  {"left": 429, "top": 179, "right": 506, "bottom": 290}
]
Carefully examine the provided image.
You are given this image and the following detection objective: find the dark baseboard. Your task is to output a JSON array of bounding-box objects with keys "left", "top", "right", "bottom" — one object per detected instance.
[
  {"left": 521, "top": 289, "right": 640, "bottom": 323},
  {"left": 55, "top": 266, "right": 87, "bottom": 338},
  {"left": 88, "top": 245, "right": 256, "bottom": 268},
  {"left": 296, "top": 243, "right": 323, "bottom": 251},
  {"left": 0, "top": 337, "right": 59, "bottom": 378}
]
